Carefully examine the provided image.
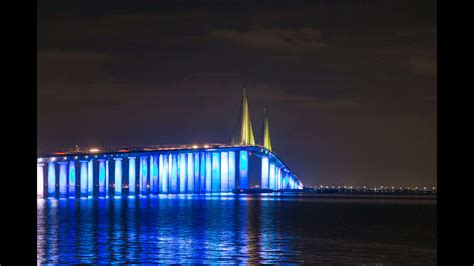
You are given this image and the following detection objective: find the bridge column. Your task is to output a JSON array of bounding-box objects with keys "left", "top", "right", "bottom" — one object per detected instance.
[
  {"left": 179, "top": 153, "right": 186, "bottom": 193},
  {"left": 228, "top": 151, "right": 236, "bottom": 191},
  {"left": 268, "top": 161, "right": 280, "bottom": 189},
  {"left": 88, "top": 160, "right": 94, "bottom": 197},
  {"left": 205, "top": 152, "right": 212, "bottom": 193},
  {"left": 105, "top": 159, "right": 109, "bottom": 196},
  {"left": 114, "top": 158, "right": 123, "bottom": 196},
  {"left": 140, "top": 156, "right": 148, "bottom": 195},
  {"left": 211, "top": 152, "right": 221, "bottom": 193},
  {"left": 160, "top": 154, "right": 169, "bottom": 193},
  {"left": 79, "top": 160, "right": 88, "bottom": 197},
  {"left": 128, "top": 157, "right": 136, "bottom": 196},
  {"left": 37, "top": 163, "right": 44, "bottom": 198},
  {"left": 275, "top": 167, "right": 281, "bottom": 189},
  {"left": 47, "top": 161, "right": 57, "bottom": 198},
  {"left": 269, "top": 163, "right": 275, "bottom": 190},
  {"left": 170, "top": 154, "right": 178, "bottom": 193},
  {"left": 151, "top": 155, "right": 159, "bottom": 195},
  {"left": 238, "top": 150, "right": 249, "bottom": 190},
  {"left": 149, "top": 155, "right": 154, "bottom": 194},
  {"left": 58, "top": 162, "right": 68, "bottom": 198},
  {"left": 220, "top": 152, "right": 228, "bottom": 192},
  {"left": 280, "top": 169, "right": 285, "bottom": 190},
  {"left": 98, "top": 159, "right": 107, "bottom": 197},
  {"left": 289, "top": 176, "right": 294, "bottom": 189},
  {"left": 200, "top": 153, "right": 206, "bottom": 193},
  {"left": 187, "top": 153, "right": 194, "bottom": 194},
  {"left": 193, "top": 153, "right": 200, "bottom": 193},
  {"left": 261, "top": 156, "right": 269, "bottom": 189},
  {"left": 68, "top": 161, "right": 76, "bottom": 198}
]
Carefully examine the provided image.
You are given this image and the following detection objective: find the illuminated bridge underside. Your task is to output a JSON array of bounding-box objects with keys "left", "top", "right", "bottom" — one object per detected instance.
[{"left": 37, "top": 145, "right": 303, "bottom": 198}]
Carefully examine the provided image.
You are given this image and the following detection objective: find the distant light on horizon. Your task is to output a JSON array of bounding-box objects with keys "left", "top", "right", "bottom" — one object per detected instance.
[{"left": 89, "top": 148, "right": 100, "bottom": 153}]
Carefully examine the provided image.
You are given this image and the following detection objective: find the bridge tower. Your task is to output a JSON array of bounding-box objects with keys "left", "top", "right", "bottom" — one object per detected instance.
[
  {"left": 231, "top": 86, "right": 255, "bottom": 145},
  {"left": 259, "top": 107, "right": 272, "bottom": 152}
]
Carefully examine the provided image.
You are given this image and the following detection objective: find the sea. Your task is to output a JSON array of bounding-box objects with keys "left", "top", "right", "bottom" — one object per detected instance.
[{"left": 37, "top": 193, "right": 437, "bottom": 264}]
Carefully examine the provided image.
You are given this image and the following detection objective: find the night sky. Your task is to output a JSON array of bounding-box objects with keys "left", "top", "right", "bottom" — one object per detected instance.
[{"left": 38, "top": 0, "right": 437, "bottom": 187}]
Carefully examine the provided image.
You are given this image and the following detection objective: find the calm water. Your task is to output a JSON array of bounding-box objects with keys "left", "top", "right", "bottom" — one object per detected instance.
[{"left": 37, "top": 194, "right": 437, "bottom": 264}]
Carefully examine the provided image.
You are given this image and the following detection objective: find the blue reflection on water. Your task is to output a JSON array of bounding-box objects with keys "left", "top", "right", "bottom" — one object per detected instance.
[{"left": 37, "top": 195, "right": 437, "bottom": 264}]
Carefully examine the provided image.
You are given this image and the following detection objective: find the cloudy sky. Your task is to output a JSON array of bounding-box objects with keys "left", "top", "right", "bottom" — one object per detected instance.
[{"left": 38, "top": 0, "right": 437, "bottom": 187}]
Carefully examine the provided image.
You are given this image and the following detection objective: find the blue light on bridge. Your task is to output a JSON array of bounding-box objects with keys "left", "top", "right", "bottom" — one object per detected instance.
[
  {"left": 283, "top": 172, "right": 289, "bottom": 189},
  {"left": 161, "top": 154, "right": 169, "bottom": 193},
  {"left": 80, "top": 161, "right": 88, "bottom": 197},
  {"left": 149, "top": 156, "right": 155, "bottom": 194},
  {"left": 194, "top": 153, "right": 200, "bottom": 193},
  {"left": 106, "top": 160, "right": 109, "bottom": 196},
  {"left": 115, "top": 159, "right": 122, "bottom": 196},
  {"left": 37, "top": 164, "right": 44, "bottom": 198},
  {"left": 187, "top": 153, "right": 194, "bottom": 193},
  {"left": 59, "top": 162, "right": 68, "bottom": 198},
  {"left": 220, "top": 152, "right": 229, "bottom": 192},
  {"left": 158, "top": 155, "right": 163, "bottom": 193},
  {"left": 200, "top": 153, "right": 206, "bottom": 193},
  {"left": 205, "top": 153, "right": 212, "bottom": 193},
  {"left": 68, "top": 161, "right": 76, "bottom": 197},
  {"left": 129, "top": 157, "right": 136, "bottom": 196},
  {"left": 151, "top": 155, "right": 159, "bottom": 194},
  {"left": 212, "top": 152, "right": 220, "bottom": 193},
  {"left": 239, "top": 151, "right": 248, "bottom": 189},
  {"left": 179, "top": 153, "right": 186, "bottom": 193},
  {"left": 276, "top": 168, "right": 281, "bottom": 190},
  {"left": 228, "top": 151, "right": 236, "bottom": 191},
  {"left": 88, "top": 160, "right": 93, "bottom": 197},
  {"left": 269, "top": 163, "right": 275, "bottom": 190},
  {"left": 99, "top": 160, "right": 106, "bottom": 196},
  {"left": 140, "top": 156, "right": 148, "bottom": 195},
  {"left": 261, "top": 157, "right": 269, "bottom": 189},
  {"left": 289, "top": 176, "right": 294, "bottom": 189},
  {"left": 171, "top": 154, "right": 178, "bottom": 193}
]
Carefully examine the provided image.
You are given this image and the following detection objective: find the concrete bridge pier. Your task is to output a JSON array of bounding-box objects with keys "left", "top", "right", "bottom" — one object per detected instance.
[
  {"left": 128, "top": 157, "right": 136, "bottom": 197},
  {"left": 238, "top": 150, "right": 249, "bottom": 190},
  {"left": 114, "top": 158, "right": 123, "bottom": 197},
  {"left": 79, "top": 160, "right": 88, "bottom": 198},
  {"left": 68, "top": 161, "right": 76, "bottom": 198},
  {"left": 58, "top": 162, "right": 68, "bottom": 198},
  {"left": 37, "top": 163, "right": 45, "bottom": 198},
  {"left": 140, "top": 156, "right": 148, "bottom": 195},
  {"left": 98, "top": 159, "right": 107, "bottom": 197}
]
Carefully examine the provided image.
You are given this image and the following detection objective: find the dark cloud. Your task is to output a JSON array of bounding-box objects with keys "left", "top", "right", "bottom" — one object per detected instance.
[
  {"left": 408, "top": 57, "right": 437, "bottom": 76},
  {"left": 210, "top": 28, "right": 326, "bottom": 52}
]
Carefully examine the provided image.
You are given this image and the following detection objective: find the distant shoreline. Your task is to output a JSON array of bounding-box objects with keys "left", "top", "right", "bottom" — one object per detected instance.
[{"left": 272, "top": 191, "right": 437, "bottom": 200}]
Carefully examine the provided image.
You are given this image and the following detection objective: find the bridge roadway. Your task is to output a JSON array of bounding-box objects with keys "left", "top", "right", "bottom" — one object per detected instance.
[{"left": 37, "top": 144, "right": 303, "bottom": 198}]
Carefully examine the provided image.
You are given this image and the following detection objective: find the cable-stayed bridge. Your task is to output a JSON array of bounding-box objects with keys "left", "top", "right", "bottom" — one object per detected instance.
[{"left": 37, "top": 88, "right": 304, "bottom": 198}]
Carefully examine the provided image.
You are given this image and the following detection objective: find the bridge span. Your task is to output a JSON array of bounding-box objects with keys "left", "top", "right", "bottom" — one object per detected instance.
[
  {"left": 37, "top": 87, "right": 304, "bottom": 198},
  {"left": 37, "top": 144, "right": 303, "bottom": 198}
]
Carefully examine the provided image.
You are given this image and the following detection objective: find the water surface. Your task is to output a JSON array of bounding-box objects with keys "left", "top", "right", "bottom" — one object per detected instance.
[{"left": 37, "top": 194, "right": 437, "bottom": 264}]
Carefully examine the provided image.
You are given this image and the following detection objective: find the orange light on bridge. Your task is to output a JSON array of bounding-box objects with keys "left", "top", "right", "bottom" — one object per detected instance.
[
  {"left": 89, "top": 148, "right": 100, "bottom": 153},
  {"left": 54, "top": 152, "right": 66, "bottom": 155},
  {"left": 118, "top": 149, "right": 129, "bottom": 152},
  {"left": 192, "top": 145, "right": 199, "bottom": 149}
]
